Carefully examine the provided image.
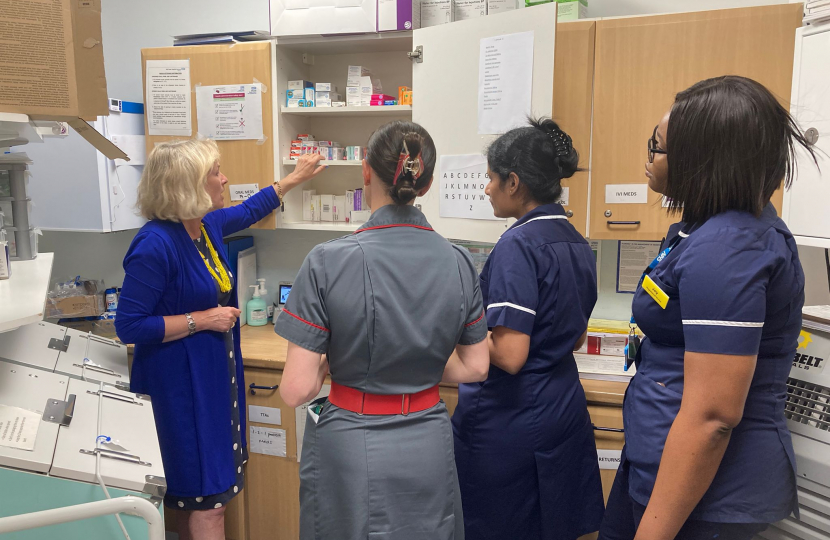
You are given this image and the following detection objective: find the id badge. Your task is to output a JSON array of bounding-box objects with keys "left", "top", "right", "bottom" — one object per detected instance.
[{"left": 642, "top": 275, "right": 669, "bottom": 309}]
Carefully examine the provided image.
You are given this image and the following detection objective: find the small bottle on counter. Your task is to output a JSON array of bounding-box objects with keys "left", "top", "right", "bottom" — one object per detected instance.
[{"left": 105, "top": 288, "right": 119, "bottom": 311}]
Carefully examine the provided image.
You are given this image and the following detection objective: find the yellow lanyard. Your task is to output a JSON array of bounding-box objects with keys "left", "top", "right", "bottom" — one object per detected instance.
[{"left": 197, "top": 225, "right": 232, "bottom": 293}]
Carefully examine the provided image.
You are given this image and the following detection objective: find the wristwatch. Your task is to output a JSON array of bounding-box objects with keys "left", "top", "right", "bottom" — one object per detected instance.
[{"left": 185, "top": 313, "right": 197, "bottom": 336}]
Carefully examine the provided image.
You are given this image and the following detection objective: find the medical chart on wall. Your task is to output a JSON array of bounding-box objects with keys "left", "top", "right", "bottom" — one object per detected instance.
[
  {"left": 439, "top": 154, "right": 502, "bottom": 221},
  {"left": 145, "top": 60, "right": 192, "bottom": 136},
  {"left": 196, "top": 84, "right": 264, "bottom": 141},
  {"left": 478, "top": 31, "right": 534, "bottom": 135}
]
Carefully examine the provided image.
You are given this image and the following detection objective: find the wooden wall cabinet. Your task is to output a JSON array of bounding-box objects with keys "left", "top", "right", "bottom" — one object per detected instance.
[
  {"left": 589, "top": 4, "right": 802, "bottom": 240},
  {"left": 553, "top": 20, "right": 597, "bottom": 239},
  {"left": 141, "top": 42, "right": 277, "bottom": 230}
]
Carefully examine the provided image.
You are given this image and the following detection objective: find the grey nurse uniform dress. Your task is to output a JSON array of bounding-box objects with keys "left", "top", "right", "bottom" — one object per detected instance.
[{"left": 275, "top": 205, "right": 487, "bottom": 540}]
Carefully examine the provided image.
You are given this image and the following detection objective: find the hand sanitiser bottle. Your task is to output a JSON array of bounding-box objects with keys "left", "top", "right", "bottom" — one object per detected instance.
[{"left": 247, "top": 284, "right": 268, "bottom": 326}]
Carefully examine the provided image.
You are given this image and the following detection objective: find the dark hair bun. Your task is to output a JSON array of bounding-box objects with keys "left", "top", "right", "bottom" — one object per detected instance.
[
  {"left": 367, "top": 122, "right": 437, "bottom": 206},
  {"left": 530, "top": 118, "right": 580, "bottom": 180},
  {"left": 486, "top": 117, "right": 582, "bottom": 205}
]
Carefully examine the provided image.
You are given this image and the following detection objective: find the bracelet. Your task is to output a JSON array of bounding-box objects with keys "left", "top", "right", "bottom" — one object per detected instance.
[
  {"left": 274, "top": 181, "right": 284, "bottom": 200},
  {"left": 185, "top": 313, "right": 197, "bottom": 336}
]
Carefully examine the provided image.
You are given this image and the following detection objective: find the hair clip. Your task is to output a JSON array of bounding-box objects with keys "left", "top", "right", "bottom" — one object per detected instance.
[
  {"left": 393, "top": 139, "right": 425, "bottom": 185},
  {"left": 549, "top": 130, "right": 572, "bottom": 157}
]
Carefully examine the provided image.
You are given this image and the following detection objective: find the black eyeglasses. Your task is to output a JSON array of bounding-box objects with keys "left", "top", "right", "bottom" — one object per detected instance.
[{"left": 648, "top": 125, "right": 667, "bottom": 164}]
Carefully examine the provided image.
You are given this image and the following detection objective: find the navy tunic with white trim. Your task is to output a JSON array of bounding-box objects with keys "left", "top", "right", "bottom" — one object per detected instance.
[
  {"left": 453, "top": 203, "right": 605, "bottom": 540},
  {"left": 624, "top": 203, "right": 803, "bottom": 522}
]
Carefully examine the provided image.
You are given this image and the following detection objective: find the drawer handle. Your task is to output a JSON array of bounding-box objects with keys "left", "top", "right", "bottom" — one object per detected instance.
[
  {"left": 592, "top": 424, "right": 624, "bottom": 433},
  {"left": 249, "top": 383, "right": 279, "bottom": 395},
  {"left": 607, "top": 221, "right": 641, "bottom": 226}
]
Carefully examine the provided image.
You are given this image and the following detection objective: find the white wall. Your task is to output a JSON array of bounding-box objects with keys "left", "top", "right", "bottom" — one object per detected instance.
[{"left": 100, "top": 0, "right": 270, "bottom": 102}]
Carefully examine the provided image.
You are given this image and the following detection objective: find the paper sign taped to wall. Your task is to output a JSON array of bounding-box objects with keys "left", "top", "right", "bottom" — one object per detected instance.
[
  {"left": 439, "top": 154, "right": 502, "bottom": 221},
  {"left": 249, "top": 426, "right": 287, "bottom": 457},
  {"left": 196, "top": 84, "right": 264, "bottom": 141},
  {"left": 230, "top": 184, "right": 260, "bottom": 202},
  {"left": 146, "top": 60, "right": 192, "bottom": 136}
]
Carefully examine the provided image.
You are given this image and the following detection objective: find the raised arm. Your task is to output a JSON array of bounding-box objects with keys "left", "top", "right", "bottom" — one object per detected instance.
[{"left": 206, "top": 154, "right": 326, "bottom": 237}]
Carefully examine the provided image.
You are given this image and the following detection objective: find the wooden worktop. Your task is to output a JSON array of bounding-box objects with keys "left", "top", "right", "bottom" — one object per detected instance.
[{"left": 239, "top": 325, "right": 628, "bottom": 406}]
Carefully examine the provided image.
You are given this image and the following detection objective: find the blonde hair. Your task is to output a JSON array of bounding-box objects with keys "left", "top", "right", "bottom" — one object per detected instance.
[{"left": 137, "top": 139, "right": 221, "bottom": 222}]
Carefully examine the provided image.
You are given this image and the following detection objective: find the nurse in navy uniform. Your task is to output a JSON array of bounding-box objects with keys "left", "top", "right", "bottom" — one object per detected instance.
[
  {"left": 453, "top": 118, "right": 605, "bottom": 540},
  {"left": 598, "top": 76, "right": 818, "bottom": 540}
]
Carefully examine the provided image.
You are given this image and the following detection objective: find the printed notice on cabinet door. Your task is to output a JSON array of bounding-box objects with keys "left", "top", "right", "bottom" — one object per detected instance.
[
  {"left": 249, "top": 426, "right": 287, "bottom": 458},
  {"left": 196, "top": 84, "right": 264, "bottom": 141},
  {"left": 0, "top": 405, "right": 40, "bottom": 451},
  {"left": 478, "top": 31, "right": 534, "bottom": 135},
  {"left": 146, "top": 60, "right": 192, "bottom": 136},
  {"left": 616, "top": 241, "right": 661, "bottom": 293},
  {"left": 439, "top": 154, "right": 503, "bottom": 221}
]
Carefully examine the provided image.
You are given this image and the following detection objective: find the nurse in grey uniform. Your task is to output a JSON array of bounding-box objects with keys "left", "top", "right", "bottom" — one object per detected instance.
[{"left": 275, "top": 121, "right": 491, "bottom": 540}]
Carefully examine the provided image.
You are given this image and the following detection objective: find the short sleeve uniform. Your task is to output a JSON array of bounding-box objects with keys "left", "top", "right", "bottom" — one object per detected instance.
[
  {"left": 453, "top": 204, "right": 605, "bottom": 540},
  {"left": 623, "top": 203, "right": 803, "bottom": 523},
  {"left": 275, "top": 205, "right": 485, "bottom": 540}
]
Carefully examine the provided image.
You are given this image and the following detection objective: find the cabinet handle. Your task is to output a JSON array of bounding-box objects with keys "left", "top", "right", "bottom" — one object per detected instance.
[
  {"left": 249, "top": 383, "right": 279, "bottom": 395},
  {"left": 592, "top": 424, "right": 624, "bottom": 433},
  {"left": 607, "top": 221, "right": 641, "bottom": 226}
]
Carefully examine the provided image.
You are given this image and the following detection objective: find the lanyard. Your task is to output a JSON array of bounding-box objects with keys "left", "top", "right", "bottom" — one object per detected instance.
[{"left": 625, "top": 231, "right": 688, "bottom": 370}]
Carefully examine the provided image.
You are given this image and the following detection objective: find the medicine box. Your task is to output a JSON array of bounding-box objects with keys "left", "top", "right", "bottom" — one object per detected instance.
[
  {"left": 351, "top": 210, "right": 371, "bottom": 224},
  {"left": 421, "top": 0, "right": 452, "bottom": 26},
  {"left": 320, "top": 194, "right": 335, "bottom": 222},
  {"left": 333, "top": 196, "right": 347, "bottom": 222},
  {"left": 346, "top": 86, "right": 362, "bottom": 106},
  {"left": 487, "top": 0, "right": 516, "bottom": 14},
  {"left": 315, "top": 83, "right": 336, "bottom": 92},
  {"left": 346, "top": 190, "right": 355, "bottom": 217},
  {"left": 347, "top": 66, "right": 372, "bottom": 87},
  {"left": 287, "top": 98, "right": 304, "bottom": 108},
  {"left": 303, "top": 190, "right": 316, "bottom": 221},
  {"left": 556, "top": 0, "right": 587, "bottom": 20},
  {"left": 311, "top": 195, "right": 322, "bottom": 222},
  {"left": 286, "top": 89, "right": 305, "bottom": 105},
  {"left": 288, "top": 80, "right": 314, "bottom": 91},
  {"left": 378, "top": 0, "right": 421, "bottom": 31},
  {"left": 333, "top": 102, "right": 346, "bottom": 107},
  {"left": 454, "top": 0, "right": 486, "bottom": 20}
]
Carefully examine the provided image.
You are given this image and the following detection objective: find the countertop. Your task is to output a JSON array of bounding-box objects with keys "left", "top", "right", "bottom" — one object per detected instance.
[{"left": 128, "top": 324, "right": 628, "bottom": 406}]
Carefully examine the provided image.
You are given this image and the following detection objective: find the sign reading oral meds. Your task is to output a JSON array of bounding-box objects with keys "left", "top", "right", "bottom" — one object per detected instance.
[
  {"left": 605, "top": 184, "right": 649, "bottom": 204},
  {"left": 439, "top": 154, "right": 503, "bottom": 221}
]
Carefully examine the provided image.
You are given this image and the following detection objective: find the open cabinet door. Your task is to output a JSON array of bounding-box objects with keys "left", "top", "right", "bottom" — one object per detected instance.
[{"left": 412, "top": 3, "right": 557, "bottom": 244}]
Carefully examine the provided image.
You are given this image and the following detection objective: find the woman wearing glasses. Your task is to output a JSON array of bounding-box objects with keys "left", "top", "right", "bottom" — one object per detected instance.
[{"left": 598, "top": 75, "right": 816, "bottom": 540}]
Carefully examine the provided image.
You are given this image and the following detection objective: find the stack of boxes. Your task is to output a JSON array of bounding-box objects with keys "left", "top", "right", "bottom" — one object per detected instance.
[
  {"left": 303, "top": 188, "right": 370, "bottom": 224},
  {"left": 290, "top": 133, "right": 354, "bottom": 161},
  {"left": 314, "top": 82, "right": 344, "bottom": 108},
  {"left": 286, "top": 80, "right": 315, "bottom": 108}
]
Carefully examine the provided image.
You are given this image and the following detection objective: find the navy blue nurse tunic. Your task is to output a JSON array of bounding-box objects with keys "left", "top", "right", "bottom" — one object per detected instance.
[
  {"left": 608, "top": 203, "right": 803, "bottom": 531},
  {"left": 453, "top": 203, "right": 605, "bottom": 540}
]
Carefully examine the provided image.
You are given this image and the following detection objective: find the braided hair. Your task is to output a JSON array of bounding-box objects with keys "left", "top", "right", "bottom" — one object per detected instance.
[{"left": 486, "top": 117, "right": 581, "bottom": 205}]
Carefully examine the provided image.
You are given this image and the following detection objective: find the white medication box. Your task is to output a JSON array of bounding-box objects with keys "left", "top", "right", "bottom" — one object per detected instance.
[
  {"left": 315, "top": 83, "right": 336, "bottom": 92},
  {"left": 288, "top": 80, "right": 313, "bottom": 91},
  {"left": 303, "top": 190, "right": 316, "bottom": 221},
  {"left": 347, "top": 65, "right": 372, "bottom": 87},
  {"left": 487, "top": 0, "right": 516, "bottom": 14},
  {"left": 320, "top": 194, "right": 334, "bottom": 222},
  {"left": 454, "top": 0, "right": 486, "bottom": 20},
  {"left": 421, "top": 0, "right": 452, "bottom": 26}
]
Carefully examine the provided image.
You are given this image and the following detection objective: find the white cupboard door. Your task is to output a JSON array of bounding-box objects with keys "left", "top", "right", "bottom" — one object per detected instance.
[
  {"left": 412, "top": 3, "right": 557, "bottom": 244},
  {"left": 785, "top": 27, "right": 830, "bottom": 247}
]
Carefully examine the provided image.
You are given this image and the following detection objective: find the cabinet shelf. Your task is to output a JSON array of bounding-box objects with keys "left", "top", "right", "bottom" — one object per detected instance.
[
  {"left": 282, "top": 159, "right": 362, "bottom": 167},
  {"left": 280, "top": 221, "right": 361, "bottom": 232},
  {"left": 0, "top": 253, "right": 54, "bottom": 333},
  {"left": 280, "top": 105, "right": 412, "bottom": 118}
]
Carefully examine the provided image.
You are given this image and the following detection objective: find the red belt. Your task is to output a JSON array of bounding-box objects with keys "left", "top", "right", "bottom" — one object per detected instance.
[{"left": 328, "top": 381, "right": 440, "bottom": 416}]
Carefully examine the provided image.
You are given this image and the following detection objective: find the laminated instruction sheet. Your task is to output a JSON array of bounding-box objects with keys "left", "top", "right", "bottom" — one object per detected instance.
[
  {"left": 196, "top": 84, "right": 264, "bottom": 141},
  {"left": 145, "top": 59, "right": 192, "bottom": 136},
  {"left": 616, "top": 241, "right": 661, "bottom": 293}
]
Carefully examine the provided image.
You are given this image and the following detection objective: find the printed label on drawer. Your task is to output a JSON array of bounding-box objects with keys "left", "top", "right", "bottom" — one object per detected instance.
[
  {"left": 248, "top": 405, "right": 282, "bottom": 426},
  {"left": 605, "top": 184, "right": 648, "bottom": 204},
  {"left": 249, "top": 426, "right": 287, "bottom": 457},
  {"left": 230, "top": 184, "right": 260, "bottom": 202},
  {"left": 556, "top": 186, "right": 570, "bottom": 206},
  {"left": 598, "top": 449, "right": 622, "bottom": 470}
]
